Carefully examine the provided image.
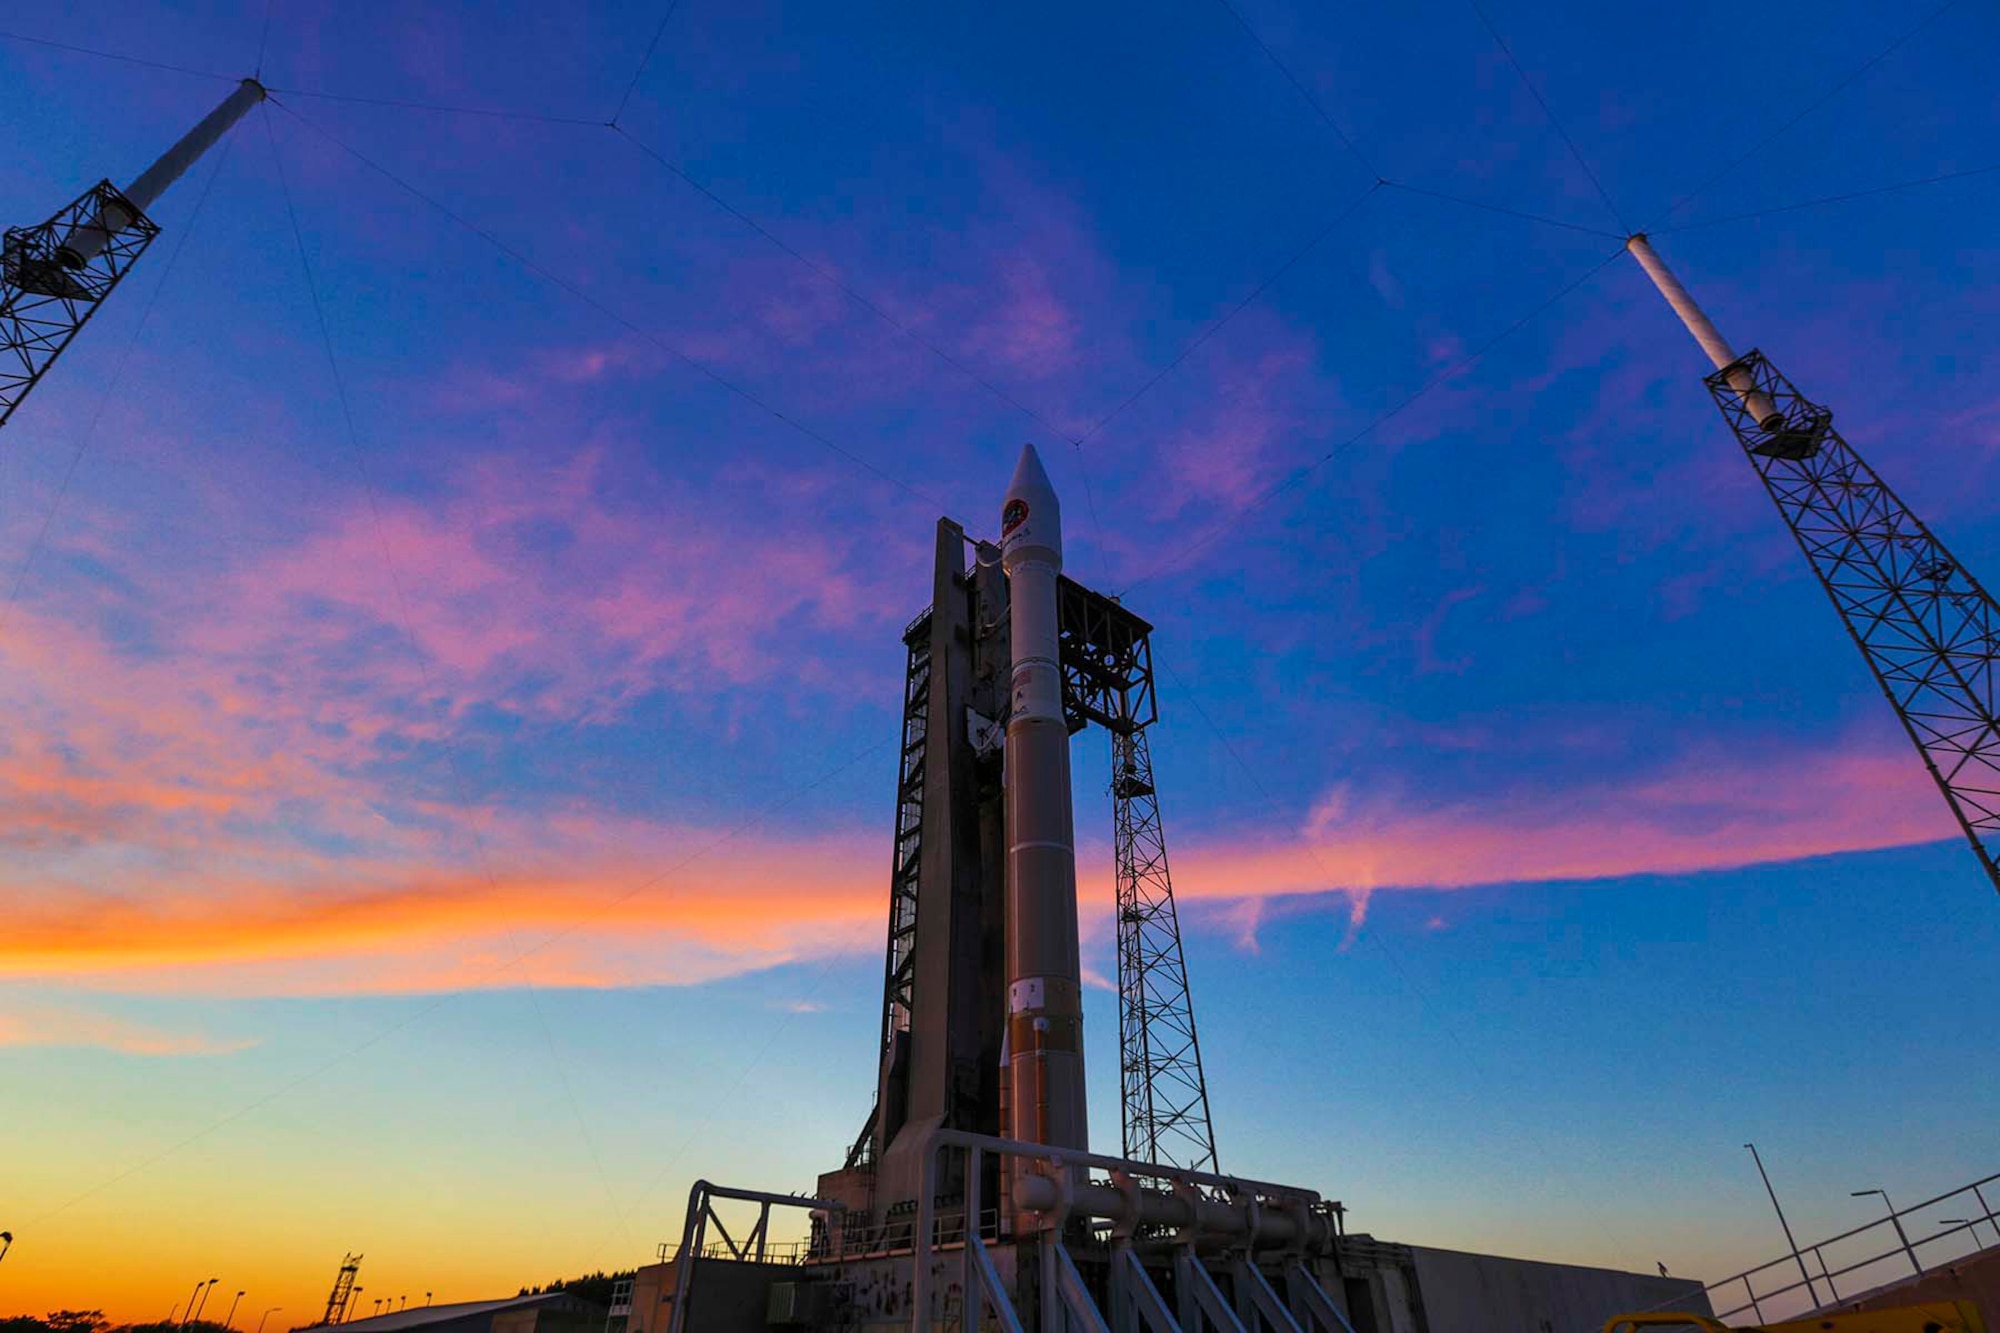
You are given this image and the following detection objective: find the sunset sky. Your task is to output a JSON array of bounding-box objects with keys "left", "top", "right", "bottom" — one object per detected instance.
[{"left": 3, "top": 0, "right": 1998, "bottom": 1323}]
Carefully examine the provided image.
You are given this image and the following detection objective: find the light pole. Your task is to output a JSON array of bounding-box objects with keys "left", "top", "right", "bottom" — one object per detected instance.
[
  {"left": 424, "top": 1295, "right": 431, "bottom": 1309},
  {"left": 255, "top": 1308, "right": 283, "bottom": 1333},
  {"left": 1745, "top": 1144, "right": 1820, "bottom": 1306},
  {"left": 1853, "top": 1189, "right": 1922, "bottom": 1275},
  {"left": 398, "top": 1298, "right": 407, "bottom": 1312},
  {"left": 223, "top": 1291, "right": 246, "bottom": 1329},
  {"left": 1939, "top": 1220, "right": 1991, "bottom": 1254},
  {"left": 196, "top": 1278, "right": 222, "bottom": 1326},
  {"left": 0, "top": 1231, "right": 12, "bottom": 1264},
  {"left": 180, "top": 1280, "right": 208, "bottom": 1328},
  {"left": 347, "top": 1289, "right": 363, "bottom": 1323}
]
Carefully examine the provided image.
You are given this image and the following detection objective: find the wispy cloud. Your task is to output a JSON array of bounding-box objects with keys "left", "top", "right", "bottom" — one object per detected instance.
[
  {"left": 0, "top": 1004, "right": 256, "bottom": 1057},
  {"left": 1170, "top": 734, "right": 1950, "bottom": 918}
]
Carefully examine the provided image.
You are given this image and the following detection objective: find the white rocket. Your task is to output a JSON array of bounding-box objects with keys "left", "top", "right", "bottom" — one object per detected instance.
[{"left": 1000, "top": 443, "right": 1088, "bottom": 1150}]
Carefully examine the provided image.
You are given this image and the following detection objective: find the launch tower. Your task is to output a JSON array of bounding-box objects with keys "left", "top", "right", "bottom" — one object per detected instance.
[{"left": 638, "top": 448, "right": 1704, "bottom": 1333}]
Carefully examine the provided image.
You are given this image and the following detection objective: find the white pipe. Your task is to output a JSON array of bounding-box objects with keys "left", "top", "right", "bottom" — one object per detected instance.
[
  {"left": 59, "top": 78, "right": 265, "bottom": 269},
  {"left": 126, "top": 78, "right": 267, "bottom": 213},
  {"left": 1626, "top": 234, "right": 1781, "bottom": 429}
]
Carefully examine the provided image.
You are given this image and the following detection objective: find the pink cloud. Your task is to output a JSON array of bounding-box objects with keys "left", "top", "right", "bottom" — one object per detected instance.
[
  {"left": 962, "top": 257, "right": 1080, "bottom": 380},
  {"left": 1156, "top": 341, "right": 1324, "bottom": 516},
  {"left": 1171, "top": 735, "right": 1952, "bottom": 915}
]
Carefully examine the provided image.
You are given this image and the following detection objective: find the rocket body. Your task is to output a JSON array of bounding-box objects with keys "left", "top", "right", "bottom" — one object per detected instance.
[{"left": 999, "top": 444, "right": 1088, "bottom": 1151}]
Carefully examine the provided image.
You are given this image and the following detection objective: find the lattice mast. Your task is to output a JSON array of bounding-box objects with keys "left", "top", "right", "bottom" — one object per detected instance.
[
  {"left": 1112, "top": 725, "right": 1218, "bottom": 1172},
  {"left": 1, "top": 77, "right": 264, "bottom": 431},
  {"left": 1630, "top": 235, "right": 2000, "bottom": 894},
  {"left": 317, "top": 1253, "right": 361, "bottom": 1326}
]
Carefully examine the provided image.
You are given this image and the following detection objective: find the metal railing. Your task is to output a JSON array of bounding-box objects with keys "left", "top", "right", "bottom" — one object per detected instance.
[{"left": 1694, "top": 1171, "right": 1998, "bottom": 1322}]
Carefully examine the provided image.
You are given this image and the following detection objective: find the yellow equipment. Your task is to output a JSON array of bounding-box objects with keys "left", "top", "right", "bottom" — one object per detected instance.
[{"left": 1603, "top": 1302, "right": 1986, "bottom": 1333}]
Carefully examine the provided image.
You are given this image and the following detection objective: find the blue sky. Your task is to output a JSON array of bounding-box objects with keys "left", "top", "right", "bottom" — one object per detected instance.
[{"left": 0, "top": 0, "right": 1996, "bottom": 1321}]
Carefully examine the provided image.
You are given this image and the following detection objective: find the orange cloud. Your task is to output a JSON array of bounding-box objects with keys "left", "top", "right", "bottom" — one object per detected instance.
[
  {"left": 0, "top": 1004, "right": 256, "bottom": 1056},
  {"left": 1, "top": 445, "right": 1959, "bottom": 1005},
  {"left": 3, "top": 732, "right": 1954, "bottom": 999},
  {"left": 0, "top": 824, "right": 884, "bottom": 996}
]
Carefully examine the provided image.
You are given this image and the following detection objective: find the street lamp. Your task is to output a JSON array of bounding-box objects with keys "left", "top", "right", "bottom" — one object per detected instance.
[
  {"left": 424, "top": 1295, "right": 431, "bottom": 1309},
  {"left": 223, "top": 1291, "right": 246, "bottom": 1329},
  {"left": 0, "top": 1231, "right": 12, "bottom": 1264},
  {"left": 1853, "top": 1189, "right": 1922, "bottom": 1275},
  {"left": 347, "top": 1289, "right": 363, "bottom": 1323},
  {"left": 1744, "top": 1144, "right": 1820, "bottom": 1306},
  {"left": 1939, "top": 1219, "right": 1995, "bottom": 1252},
  {"left": 195, "top": 1279, "right": 222, "bottom": 1326},
  {"left": 255, "top": 1308, "right": 284, "bottom": 1333}
]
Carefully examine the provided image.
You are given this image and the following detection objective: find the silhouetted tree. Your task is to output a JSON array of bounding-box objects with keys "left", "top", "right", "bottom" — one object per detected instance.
[
  {"left": 0, "top": 1314, "right": 109, "bottom": 1333},
  {"left": 512, "top": 1273, "right": 630, "bottom": 1309}
]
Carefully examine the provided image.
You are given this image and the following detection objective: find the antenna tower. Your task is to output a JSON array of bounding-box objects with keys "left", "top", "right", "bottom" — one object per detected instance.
[
  {"left": 1632, "top": 236, "right": 2000, "bottom": 893},
  {"left": 1112, "top": 725, "right": 1218, "bottom": 1171},
  {"left": 318, "top": 1254, "right": 362, "bottom": 1327}
]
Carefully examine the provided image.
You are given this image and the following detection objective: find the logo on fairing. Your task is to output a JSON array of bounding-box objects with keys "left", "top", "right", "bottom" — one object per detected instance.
[{"left": 1002, "top": 498, "right": 1029, "bottom": 536}]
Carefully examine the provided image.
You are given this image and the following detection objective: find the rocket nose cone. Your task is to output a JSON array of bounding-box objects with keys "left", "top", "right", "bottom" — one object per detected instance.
[
  {"left": 1006, "top": 442, "right": 1056, "bottom": 505},
  {"left": 1001, "top": 442, "right": 1061, "bottom": 564}
]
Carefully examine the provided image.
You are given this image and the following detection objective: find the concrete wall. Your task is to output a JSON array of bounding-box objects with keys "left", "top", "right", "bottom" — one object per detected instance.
[
  {"left": 1408, "top": 1245, "right": 1710, "bottom": 1333},
  {"left": 624, "top": 1261, "right": 680, "bottom": 1333}
]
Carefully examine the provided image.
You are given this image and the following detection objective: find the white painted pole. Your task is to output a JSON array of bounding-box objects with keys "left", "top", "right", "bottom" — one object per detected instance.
[
  {"left": 59, "top": 78, "right": 265, "bottom": 268},
  {"left": 1626, "top": 234, "right": 1781, "bottom": 429},
  {"left": 126, "top": 78, "right": 267, "bottom": 213}
]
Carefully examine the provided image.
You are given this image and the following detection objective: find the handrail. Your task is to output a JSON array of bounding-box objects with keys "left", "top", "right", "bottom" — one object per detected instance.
[{"left": 1652, "top": 1171, "right": 1997, "bottom": 1322}]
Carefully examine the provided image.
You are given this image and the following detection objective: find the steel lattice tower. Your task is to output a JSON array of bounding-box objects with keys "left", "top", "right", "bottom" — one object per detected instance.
[
  {"left": 1, "top": 78, "right": 262, "bottom": 432},
  {"left": 1632, "top": 235, "right": 2000, "bottom": 894},
  {"left": 317, "top": 1253, "right": 361, "bottom": 1326},
  {"left": 1707, "top": 351, "right": 2000, "bottom": 891},
  {"left": 1112, "top": 725, "right": 1218, "bottom": 1172},
  {"left": 1, "top": 182, "right": 161, "bottom": 428}
]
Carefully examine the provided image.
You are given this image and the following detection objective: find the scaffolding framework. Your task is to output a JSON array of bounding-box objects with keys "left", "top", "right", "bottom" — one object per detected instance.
[
  {"left": 1709, "top": 349, "right": 2000, "bottom": 893},
  {"left": 877, "top": 610, "right": 932, "bottom": 1061},
  {"left": 1, "top": 180, "right": 160, "bottom": 429},
  {"left": 1112, "top": 726, "right": 1218, "bottom": 1172},
  {"left": 316, "top": 1253, "right": 361, "bottom": 1326}
]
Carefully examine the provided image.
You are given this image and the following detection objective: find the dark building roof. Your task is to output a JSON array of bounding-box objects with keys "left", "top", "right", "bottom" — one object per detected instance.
[{"left": 300, "top": 1292, "right": 604, "bottom": 1333}]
